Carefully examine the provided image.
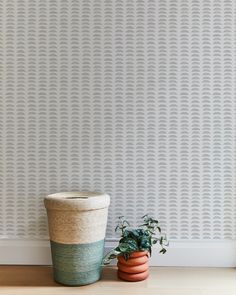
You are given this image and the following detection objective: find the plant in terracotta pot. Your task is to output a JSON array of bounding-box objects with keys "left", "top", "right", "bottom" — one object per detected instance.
[{"left": 103, "top": 214, "right": 168, "bottom": 282}]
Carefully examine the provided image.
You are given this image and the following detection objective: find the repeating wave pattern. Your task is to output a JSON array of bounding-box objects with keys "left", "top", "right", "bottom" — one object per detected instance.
[{"left": 0, "top": 0, "right": 235, "bottom": 240}]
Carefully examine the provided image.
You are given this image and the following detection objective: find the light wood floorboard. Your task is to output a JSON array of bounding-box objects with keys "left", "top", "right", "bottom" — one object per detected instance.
[{"left": 0, "top": 266, "right": 235, "bottom": 295}]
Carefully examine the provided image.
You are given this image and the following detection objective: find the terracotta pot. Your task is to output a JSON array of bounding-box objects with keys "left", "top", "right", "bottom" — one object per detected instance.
[
  {"left": 118, "top": 254, "right": 148, "bottom": 266},
  {"left": 118, "top": 269, "right": 149, "bottom": 282},
  {"left": 117, "top": 251, "right": 149, "bottom": 282}
]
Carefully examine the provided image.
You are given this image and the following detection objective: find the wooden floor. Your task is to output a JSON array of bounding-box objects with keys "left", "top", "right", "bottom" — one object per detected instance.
[{"left": 0, "top": 266, "right": 236, "bottom": 295}]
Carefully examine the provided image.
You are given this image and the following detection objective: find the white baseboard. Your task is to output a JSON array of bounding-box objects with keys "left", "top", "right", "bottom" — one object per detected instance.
[{"left": 0, "top": 239, "right": 236, "bottom": 267}]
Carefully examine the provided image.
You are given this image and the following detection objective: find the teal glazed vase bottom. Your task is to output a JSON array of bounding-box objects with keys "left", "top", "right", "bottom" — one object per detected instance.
[{"left": 50, "top": 239, "right": 105, "bottom": 286}]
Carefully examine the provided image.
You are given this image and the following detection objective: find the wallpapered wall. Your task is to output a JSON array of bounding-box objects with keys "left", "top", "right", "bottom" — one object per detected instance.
[{"left": 0, "top": 0, "right": 235, "bottom": 241}]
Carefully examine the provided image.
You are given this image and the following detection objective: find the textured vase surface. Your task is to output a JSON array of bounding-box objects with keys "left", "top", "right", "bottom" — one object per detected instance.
[{"left": 44, "top": 191, "right": 110, "bottom": 286}]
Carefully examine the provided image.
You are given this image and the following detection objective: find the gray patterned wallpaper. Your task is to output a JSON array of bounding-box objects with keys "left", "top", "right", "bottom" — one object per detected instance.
[{"left": 0, "top": 0, "right": 235, "bottom": 240}]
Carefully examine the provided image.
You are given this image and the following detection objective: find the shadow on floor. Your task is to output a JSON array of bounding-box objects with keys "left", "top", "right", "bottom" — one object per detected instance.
[{"left": 0, "top": 266, "right": 119, "bottom": 287}]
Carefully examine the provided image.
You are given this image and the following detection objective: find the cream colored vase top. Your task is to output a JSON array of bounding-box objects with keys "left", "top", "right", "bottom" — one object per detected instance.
[{"left": 44, "top": 191, "right": 110, "bottom": 244}]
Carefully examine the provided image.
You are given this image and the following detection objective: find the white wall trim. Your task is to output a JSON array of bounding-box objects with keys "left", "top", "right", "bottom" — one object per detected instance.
[{"left": 0, "top": 239, "right": 236, "bottom": 267}]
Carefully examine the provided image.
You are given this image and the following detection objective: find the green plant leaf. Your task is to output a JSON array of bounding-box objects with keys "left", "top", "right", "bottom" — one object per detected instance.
[
  {"left": 159, "top": 248, "right": 167, "bottom": 254},
  {"left": 123, "top": 253, "right": 130, "bottom": 261},
  {"left": 102, "top": 249, "right": 121, "bottom": 265},
  {"left": 160, "top": 236, "right": 163, "bottom": 245},
  {"left": 103, "top": 214, "right": 168, "bottom": 265},
  {"left": 119, "top": 238, "right": 138, "bottom": 252},
  {"left": 152, "top": 238, "right": 158, "bottom": 244}
]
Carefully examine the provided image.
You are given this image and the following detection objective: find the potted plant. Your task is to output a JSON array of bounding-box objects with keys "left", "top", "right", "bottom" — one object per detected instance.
[{"left": 103, "top": 214, "right": 168, "bottom": 282}]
